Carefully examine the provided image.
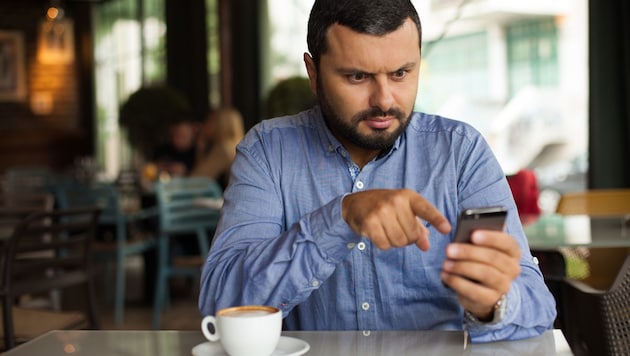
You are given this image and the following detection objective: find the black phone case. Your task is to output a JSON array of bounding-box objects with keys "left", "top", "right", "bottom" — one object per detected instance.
[{"left": 453, "top": 206, "right": 507, "bottom": 243}]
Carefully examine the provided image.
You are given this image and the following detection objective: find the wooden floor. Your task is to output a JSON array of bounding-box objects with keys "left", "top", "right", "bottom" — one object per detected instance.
[{"left": 97, "top": 256, "right": 202, "bottom": 331}]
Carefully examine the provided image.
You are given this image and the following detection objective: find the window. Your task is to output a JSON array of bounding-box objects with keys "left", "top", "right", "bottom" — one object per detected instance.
[
  {"left": 93, "top": 0, "right": 166, "bottom": 179},
  {"left": 507, "top": 19, "right": 559, "bottom": 97},
  {"left": 263, "top": 0, "right": 589, "bottom": 211},
  {"left": 206, "top": 0, "right": 220, "bottom": 107}
]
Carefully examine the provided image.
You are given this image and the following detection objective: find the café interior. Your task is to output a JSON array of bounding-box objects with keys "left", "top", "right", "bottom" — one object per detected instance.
[{"left": 0, "top": 0, "right": 629, "bottom": 354}]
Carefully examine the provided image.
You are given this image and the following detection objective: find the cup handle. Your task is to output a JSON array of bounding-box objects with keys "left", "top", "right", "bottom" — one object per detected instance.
[{"left": 201, "top": 315, "right": 220, "bottom": 341}]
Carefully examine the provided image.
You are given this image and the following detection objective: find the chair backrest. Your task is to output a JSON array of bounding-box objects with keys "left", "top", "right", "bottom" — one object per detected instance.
[
  {"left": 4, "top": 167, "right": 54, "bottom": 194},
  {"left": 0, "top": 207, "right": 101, "bottom": 348},
  {"left": 0, "top": 192, "right": 54, "bottom": 211},
  {"left": 155, "top": 177, "right": 222, "bottom": 234},
  {"left": 601, "top": 255, "right": 630, "bottom": 354},
  {"left": 1, "top": 207, "right": 101, "bottom": 294},
  {"left": 560, "top": 254, "right": 630, "bottom": 355},
  {"left": 556, "top": 189, "right": 630, "bottom": 216},
  {"left": 0, "top": 193, "right": 55, "bottom": 243},
  {"left": 55, "top": 182, "right": 121, "bottom": 226}
]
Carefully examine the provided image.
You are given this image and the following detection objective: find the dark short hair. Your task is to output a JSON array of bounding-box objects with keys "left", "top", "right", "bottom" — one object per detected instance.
[
  {"left": 307, "top": 0, "right": 422, "bottom": 68},
  {"left": 170, "top": 110, "right": 197, "bottom": 125}
]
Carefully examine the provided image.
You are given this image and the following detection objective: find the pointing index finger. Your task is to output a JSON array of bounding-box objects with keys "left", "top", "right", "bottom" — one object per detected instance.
[{"left": 410, "top": 194, "right": 451, "bottom": 234}]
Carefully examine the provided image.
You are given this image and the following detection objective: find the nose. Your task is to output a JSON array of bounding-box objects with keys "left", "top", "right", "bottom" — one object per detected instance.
[{"left": 369, "top": 76, "right": 395, "bottom": 112}]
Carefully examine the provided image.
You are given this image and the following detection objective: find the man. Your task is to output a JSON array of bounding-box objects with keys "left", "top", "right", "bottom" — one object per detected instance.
[{"left": 199, "top": 0, "right": 556, "bottom": 342}]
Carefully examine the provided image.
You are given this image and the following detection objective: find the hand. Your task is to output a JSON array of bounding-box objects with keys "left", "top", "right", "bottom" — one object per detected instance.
[
  {"left": 341, "top": 189, "right": 451, "bottom": 250},
  {"left": 441, "top": 230, "right": 522, "bottom": 320}
]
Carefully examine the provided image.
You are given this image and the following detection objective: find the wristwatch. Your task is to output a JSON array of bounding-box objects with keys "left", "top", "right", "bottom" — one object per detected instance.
[{"left": 464, "top": 294, "right": 507, "bottom": 325}]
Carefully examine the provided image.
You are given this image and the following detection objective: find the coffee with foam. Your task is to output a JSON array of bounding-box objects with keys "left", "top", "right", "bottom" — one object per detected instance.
[{"left": 202, "top": 305, "right": 282, "bottom": 356}]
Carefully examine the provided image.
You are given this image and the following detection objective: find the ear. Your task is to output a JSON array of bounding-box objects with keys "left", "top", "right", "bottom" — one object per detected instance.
[{"left": 303, "top": 53, "right": 318, "bottom": 95}]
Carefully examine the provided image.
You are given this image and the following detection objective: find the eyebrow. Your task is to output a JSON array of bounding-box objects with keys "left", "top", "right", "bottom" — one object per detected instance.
[{"left": 336, "top": 61, "right": 418, "bottom": 75}]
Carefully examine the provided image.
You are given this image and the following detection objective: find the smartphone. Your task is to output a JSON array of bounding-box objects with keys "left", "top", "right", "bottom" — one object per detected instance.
[{"left": 453, "top": 206, "right": 508, "bottom": 243}]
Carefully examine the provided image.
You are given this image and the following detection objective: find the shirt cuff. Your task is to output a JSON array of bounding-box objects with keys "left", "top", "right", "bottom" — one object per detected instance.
[{"left": 308, "top": 195, "right": 362, "bottom": 263}]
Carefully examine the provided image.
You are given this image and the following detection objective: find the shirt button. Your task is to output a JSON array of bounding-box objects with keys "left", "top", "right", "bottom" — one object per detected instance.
[
  {"left": 533, "top": 256, "right": 539, "bottom": 265},
  {"left": 361, "top": 302, "right": 370, "bottom": 311},
  {"left": 311, "top": 280, "right": 320, "bottom": 287},
  {"left": 346, "top": 242, "right": 356, "bottom": 249},
  {"left": 357, "top": 242, "right": 366, "bottom": 251},
  {"left": 355, "top": 181, "right": 364, "bottom": 189}
]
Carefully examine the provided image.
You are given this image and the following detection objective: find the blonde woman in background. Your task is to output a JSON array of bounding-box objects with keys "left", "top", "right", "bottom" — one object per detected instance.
[{"left": 191, "top": 107, "right": 245, "bottom": 189}]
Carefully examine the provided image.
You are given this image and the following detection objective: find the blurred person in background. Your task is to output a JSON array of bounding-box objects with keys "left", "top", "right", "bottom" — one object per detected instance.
[
  {"left": 152, "top": 112, "right": 200, "bottom": 178},
  {"left": 191, "top": 107, "right": 245, "bottom": 190}
]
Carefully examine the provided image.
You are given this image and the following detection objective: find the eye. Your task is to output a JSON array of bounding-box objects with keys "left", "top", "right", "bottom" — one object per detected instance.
[
  {"left": 392, "top": 70, "right": 408, "bottom": 80},
  {"left": 347, "top": 72, "right": 368, "bottom": 83}
]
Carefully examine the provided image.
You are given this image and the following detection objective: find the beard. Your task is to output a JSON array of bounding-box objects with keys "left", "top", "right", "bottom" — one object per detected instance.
[{"left": 317, "top": 79, "right": 411, "bottom": 151}]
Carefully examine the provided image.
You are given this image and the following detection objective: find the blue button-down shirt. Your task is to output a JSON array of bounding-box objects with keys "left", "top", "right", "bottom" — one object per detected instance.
[{"left": 199, "top": 106, "right": 556, "bottom": 342}]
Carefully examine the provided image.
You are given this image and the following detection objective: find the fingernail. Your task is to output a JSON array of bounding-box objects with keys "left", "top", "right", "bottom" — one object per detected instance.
[{"left": 446, "top": 244, "right": 458, "bottom": 257}]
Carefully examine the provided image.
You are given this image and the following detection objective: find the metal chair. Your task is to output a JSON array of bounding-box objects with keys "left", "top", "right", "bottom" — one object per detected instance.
[
  {"left": 0, "top": 207, "right": 101, "bottom": 350},
  {"left": 560, "top": 253, "right": 630, "bottom": 355},
  {"left": 0, "top": 192, "right": 55, "bottom": 239},
  {"left": 55, "top": 181, "right": 157, "bottom": 326},
  {"left": 152, "top": 177, "right": 222, "bottom": 329},
  {"left": 0, "top": 192, "right": 59, "bottom": 310}
]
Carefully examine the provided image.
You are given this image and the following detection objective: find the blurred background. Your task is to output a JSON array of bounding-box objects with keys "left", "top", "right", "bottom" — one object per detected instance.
[{"left": 0, "top": 0, "right": 627, "bottom": 206}]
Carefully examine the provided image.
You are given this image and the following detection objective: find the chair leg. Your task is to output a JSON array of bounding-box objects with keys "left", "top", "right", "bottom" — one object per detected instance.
[
  {"left": 2, "top": 297, "right": 15, "bottom": 350},
  {"left": 86, "top": 281, "right": 101, "bottom": 330},
  {"left": 114, "top": 249, "right": 125, "bottom": 326},
  {"left": 152, "top": 233, "right": 169, "bottom": 330},
  {"left": 114, "top": 223, "right": 127, "bottom": 326}
]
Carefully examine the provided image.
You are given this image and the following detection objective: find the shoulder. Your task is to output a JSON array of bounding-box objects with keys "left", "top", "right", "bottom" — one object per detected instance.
[
  {"left": 240, "top": 108, "right": 322, "bottom": 149},
  {"left": 407, "top": 112, "right": 483, "bottom": 139}
]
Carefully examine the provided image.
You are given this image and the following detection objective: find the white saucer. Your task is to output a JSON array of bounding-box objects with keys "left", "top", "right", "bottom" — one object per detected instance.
[{"left": 191, "top": 336, "right": 310, "bottom": 356}]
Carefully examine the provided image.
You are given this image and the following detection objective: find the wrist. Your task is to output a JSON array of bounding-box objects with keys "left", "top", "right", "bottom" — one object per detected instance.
[{"left": 464, "top": 294, "right": 507, "bottom": 325}]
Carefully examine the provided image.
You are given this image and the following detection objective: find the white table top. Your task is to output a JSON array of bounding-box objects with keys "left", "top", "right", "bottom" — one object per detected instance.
[{"left": 4, "top": 329, "right": 572, "bottom": 355}]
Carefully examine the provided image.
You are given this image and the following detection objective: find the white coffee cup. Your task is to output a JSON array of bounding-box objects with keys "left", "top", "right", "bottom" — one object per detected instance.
[{"left": 201, "top": 305, "right": 282, "bottom": 356}]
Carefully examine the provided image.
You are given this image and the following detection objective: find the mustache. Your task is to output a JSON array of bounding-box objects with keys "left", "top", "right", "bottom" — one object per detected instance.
[{"left": 355, "top": 107, "right": 405, "bottom": 122}]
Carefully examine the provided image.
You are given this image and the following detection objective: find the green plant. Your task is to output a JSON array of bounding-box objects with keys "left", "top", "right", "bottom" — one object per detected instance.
[{"left": 119, "top": 86, "right": 191, "bottom": 159}]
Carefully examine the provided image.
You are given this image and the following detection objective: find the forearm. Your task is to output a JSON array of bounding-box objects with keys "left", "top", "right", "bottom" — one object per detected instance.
[{"left": 199, "top": 195, "right": 361, "bottom": 316}]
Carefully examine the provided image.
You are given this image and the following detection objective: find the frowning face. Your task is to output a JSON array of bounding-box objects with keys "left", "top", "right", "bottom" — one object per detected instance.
[{"left": 305, "top": 18, "right": 421, "bottom": 165}]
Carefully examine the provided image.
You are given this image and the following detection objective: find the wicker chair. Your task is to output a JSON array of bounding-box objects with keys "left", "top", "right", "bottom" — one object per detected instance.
[{"left": 560, "top": 253, "right": 630, "bottom": 355}]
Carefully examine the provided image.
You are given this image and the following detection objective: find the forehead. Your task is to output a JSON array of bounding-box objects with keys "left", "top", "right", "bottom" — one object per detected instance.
[{"left": 323, "top": 18, "right": 420, "bottom": 71}]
